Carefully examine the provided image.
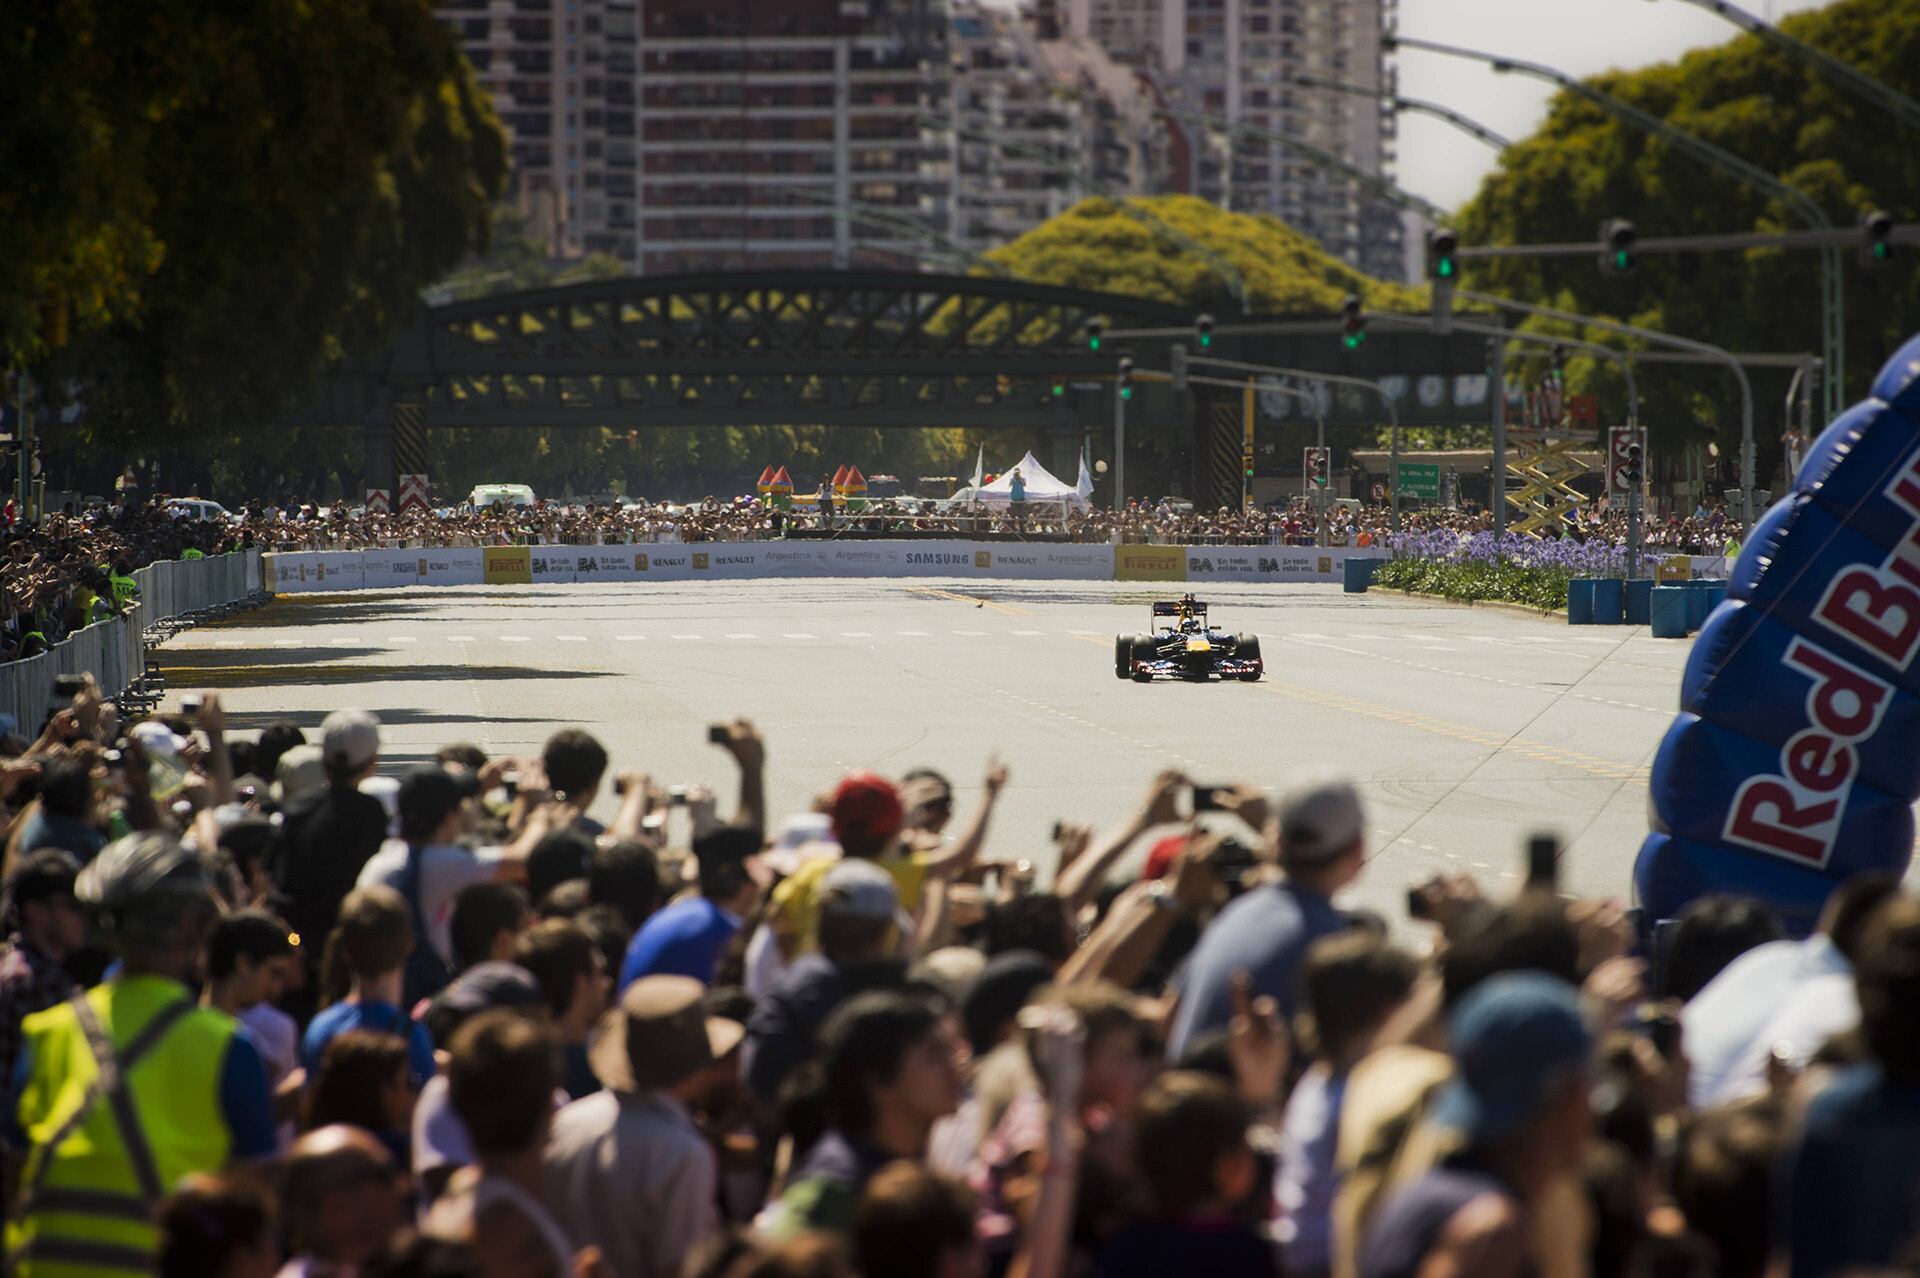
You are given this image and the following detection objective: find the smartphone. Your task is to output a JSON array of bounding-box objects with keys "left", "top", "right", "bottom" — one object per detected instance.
[
  {"left": 1051, "top": 820, "right": 1064, "bottom": 842},
  {"left": 1635, "top": 1003, "right": 1680, "bottom": 1057},
  {"left": 181, "top": 694, "right": 204, "bottom": 715},
  {"left": 707, "top": 724, "right": 730, "bottom": 744},
  {"left": 1190, "top": 783, "right": 1230, "bottom": 813},
  {"left": 1406, "top": 885, "right": 1435, "bottom": 921},
  {"left": 1526, "top": 833, "right": 1560, "bottom": 890},
  {"left": 501, "top": 771, "right": 520, "bottom": 797},
  {"left": 668, "top": 785, "right": 689, "bottom": 807},
  {"left": 52, "top": 674, "right": 86, "bottom": 706}
]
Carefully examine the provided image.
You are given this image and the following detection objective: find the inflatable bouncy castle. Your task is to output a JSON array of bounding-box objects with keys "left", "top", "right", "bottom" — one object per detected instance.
[{"left": 1637, "top": 336, "right": 1920, "bottom": 936}]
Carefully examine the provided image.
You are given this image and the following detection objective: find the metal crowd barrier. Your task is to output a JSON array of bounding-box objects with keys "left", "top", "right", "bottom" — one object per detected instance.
[{"left": 0, "top": 551, "right": 265, "bottom": 732}]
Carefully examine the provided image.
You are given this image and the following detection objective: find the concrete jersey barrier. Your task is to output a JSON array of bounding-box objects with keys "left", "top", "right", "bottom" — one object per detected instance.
[{"left": 265, "top": 542, "right": 1370, "bottom": 590}]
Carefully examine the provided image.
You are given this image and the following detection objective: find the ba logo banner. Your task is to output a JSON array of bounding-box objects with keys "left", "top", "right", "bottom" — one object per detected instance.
[{"left": 1636, "top": 335, "right": 1920, "bottom": 934}]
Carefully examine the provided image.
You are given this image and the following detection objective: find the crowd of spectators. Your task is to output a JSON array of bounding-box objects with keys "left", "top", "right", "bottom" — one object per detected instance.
[
  {"left": 0, "top": 504, "right": 250, "bottom": 663},
  {"left": 2, "top": 683, "right": 1916, "bottom": 1278}
]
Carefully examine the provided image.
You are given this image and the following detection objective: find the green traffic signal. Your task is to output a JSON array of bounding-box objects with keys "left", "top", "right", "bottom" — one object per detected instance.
[
  {"left": 1119, "top": 386, "right": 1133, "bottom": 400},
  {"left": 1089, "top": 336, "right": 1102, "bottom": 351},
  {"left": 1051, "top": 380, "right": 1065, "bottom": 397},
  {"left": 1343, "top": 331, "right": 1367, "bottom": 350},
  {"left": 1613, "top": 249, "right": 1631, "bottom": 270},
  {"left": 1436, "top": 257, "right": 1455, "bottom": 279},
  {"left": 1199, "top": 333, "right": 1212, "bottom": 348}
]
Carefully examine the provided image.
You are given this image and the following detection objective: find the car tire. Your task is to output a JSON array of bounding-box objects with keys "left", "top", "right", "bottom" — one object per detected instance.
[
  {"left": 1129, "top": 635, "right": 1158, "bottom": 666},
  {"left": 1236, "top": 635, "right": 1262, "bottom": 680},
  {"left": 1114, "top": 635, "right": 1132, "bottom": 679}
]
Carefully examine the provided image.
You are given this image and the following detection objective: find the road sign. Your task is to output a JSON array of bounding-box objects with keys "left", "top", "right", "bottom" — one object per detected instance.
[
  {"left": 365, "top": 489, "right": 392, "bottom": 514},
  {"left": 1606, "top": 426, "right": 1648, "bottom": 495},
  {"left": 1303, "top": 447, "right": 1331, "bottom": 488},
  {"left": 1398, "top": 462, "right": 1441, "bottom": 500},
  {"left": 397, "top": 473, "right": 431, "bottom": 515}
]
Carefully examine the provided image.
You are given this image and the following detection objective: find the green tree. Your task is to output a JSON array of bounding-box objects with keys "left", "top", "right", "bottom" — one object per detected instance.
[
  {"left": 3, "top": 1, "right": 507, "bottom": 463},
  {"left": 1455, "top": 0, "right": 1920, "bottom": 483}
]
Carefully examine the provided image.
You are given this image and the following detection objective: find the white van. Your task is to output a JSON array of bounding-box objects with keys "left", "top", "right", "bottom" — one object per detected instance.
[{"left": 466, "top": 484, "right": 537, "bottom": 510}]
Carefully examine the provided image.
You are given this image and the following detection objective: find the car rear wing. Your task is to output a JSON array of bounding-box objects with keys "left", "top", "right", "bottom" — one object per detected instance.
[{"left": 1152, "top": 600, "right": 1208, "bottom": 616}]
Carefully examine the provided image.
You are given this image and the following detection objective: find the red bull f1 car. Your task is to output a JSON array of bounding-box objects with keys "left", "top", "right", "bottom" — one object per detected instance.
[{"left": 1114, "top": 596, "right": 1263, "bottom": 682}]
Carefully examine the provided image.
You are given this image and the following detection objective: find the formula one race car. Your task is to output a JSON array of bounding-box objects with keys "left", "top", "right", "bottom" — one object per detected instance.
[{"left": 1114, "top": 595, "right": 1263, "bottom": 682}]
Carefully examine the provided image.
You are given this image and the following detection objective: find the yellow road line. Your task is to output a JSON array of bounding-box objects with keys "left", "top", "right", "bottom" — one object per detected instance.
[{"left": 906, "top": 585, "right": 1035, "bottom": 616}]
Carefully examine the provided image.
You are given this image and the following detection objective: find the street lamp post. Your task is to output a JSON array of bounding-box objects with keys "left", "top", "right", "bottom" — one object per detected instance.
[
  {"left": 1290, "top": 73, "right": 1514, "bottom": 151},
  {"left": 1389, "top": 35, "right": 1845, "bottom": 423}
]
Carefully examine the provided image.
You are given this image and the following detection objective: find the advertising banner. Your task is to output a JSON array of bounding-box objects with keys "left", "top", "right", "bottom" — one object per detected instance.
[
  {"left": 482, "top": 546, "right": 531, "bottom": 585},
  {"left": 527, "top": 548, "right": 579, "bottom": 584},
  {"left": 265, "top": 552, "right": 365, "bottom": 593},
  {"left": 1115, "top": 545, "right": 1187, "bottom": 582},
  {"left": 1636, "top": 334, "right": 1920, "bottom": 935},
  {"left": 1184, "top": 546, "right": 1353, "bottom": 582},
  {"left": 362, "top": 553, "right": 427, "bottom": 589},
  {"left": 418, "top": 548, "right": 484, "bottom": 587}
]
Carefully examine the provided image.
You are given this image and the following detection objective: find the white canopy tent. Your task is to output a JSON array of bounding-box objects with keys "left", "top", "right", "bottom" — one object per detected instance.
[{"left": 947, "top": 451, "right": 1091, "bottom": 508}]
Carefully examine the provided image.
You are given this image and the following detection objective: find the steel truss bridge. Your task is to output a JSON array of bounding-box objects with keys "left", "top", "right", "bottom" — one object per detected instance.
[{"left": 300, "top": 269, "right": 1487, "bottom": 507}]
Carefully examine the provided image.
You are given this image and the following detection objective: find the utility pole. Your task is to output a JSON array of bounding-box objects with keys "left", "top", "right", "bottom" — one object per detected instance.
[{"left": 1489, "top": 334, "right": 1507, "bottom": 537}]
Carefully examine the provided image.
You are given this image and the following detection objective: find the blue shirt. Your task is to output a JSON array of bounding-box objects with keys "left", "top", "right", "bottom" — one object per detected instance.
[
  {"left": 620, "top": 896, "right": 739, "bottom": 989},
  {"left": 301, "top": 998, "right": 438, "bottom": 1086},
  {"left": 1168, "top": 880, "right": 1347, "bottom": 1059},
  {"left": 1782, "top": 1062, "right": 1920, "bottom": 1278}
]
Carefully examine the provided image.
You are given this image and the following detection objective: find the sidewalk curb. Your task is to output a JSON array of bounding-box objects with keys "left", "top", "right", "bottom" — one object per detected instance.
[{"left": 1378, "top": 588, "right": 1566, "bottom": 622}]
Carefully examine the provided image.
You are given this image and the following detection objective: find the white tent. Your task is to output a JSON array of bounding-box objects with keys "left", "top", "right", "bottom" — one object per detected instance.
[{"left": 948, "top": 451, "right": 1089, "bottom": 508}]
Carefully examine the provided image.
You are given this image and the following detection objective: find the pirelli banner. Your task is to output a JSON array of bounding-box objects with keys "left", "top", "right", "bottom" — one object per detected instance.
[{"left": 265, "top": 542, "right": 1360, "bottom": 591}]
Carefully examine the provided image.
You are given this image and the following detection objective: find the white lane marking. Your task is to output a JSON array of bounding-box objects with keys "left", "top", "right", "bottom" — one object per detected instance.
[
  {"left": 671, "top": 633, "right": 702, "bottom": 641},
  {"left": 271, "top": 639, "right": 295, "bottom": 648},
  {"left": 782, "top": 633, "right": 817, "bottom": 639},
  {"left": 556, "top": 636, "right": 587, "bottom": 643},
  {"left": 725, "top": 633, "right": 758, "bottom": 640},
  {"left": 448, "top": 635, "right": 477, "bottom": 643},
  {"left": 896, "top": 630, "right": 931, "bottom": 636},
  {"left": 840, "top": 631, "right": 873, "bottom": 638},
  {"left": 614, "top": 635, "right": 647, "bottom": 642},
  {"left": 386, "top": 636, "right": 418, "bottom": 644},
  {"left": 1011, "top": 629, "right": 1044, "bottom": 636},
  {"left": 499, "top": 636, "right": 531, "bottom": 643},
  {"left": 952, "top": 630, "right": 987, "bottom": 637}
]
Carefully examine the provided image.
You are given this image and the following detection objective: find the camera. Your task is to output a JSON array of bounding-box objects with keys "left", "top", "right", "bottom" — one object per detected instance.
[
  {"left": 52, "top": 674, "right": 86, "bottom": 706},
  {"left": 1189, "top": 782, "right": 1230, "bottom": 814},
  {"left": 181, "top": 694, "right": 204, "bottom": 715},
  {"left": 667, "top": 785, "right": 689, "bottom": 807},
  {"left": 708, "top": 724, "right": 730, "bottom": 744}
]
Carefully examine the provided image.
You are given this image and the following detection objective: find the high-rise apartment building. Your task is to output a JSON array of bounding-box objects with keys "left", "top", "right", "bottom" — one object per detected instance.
[
  {"left": 442, "top": 0, "right": 952, "bottom": 272},
  {"left": 1049, "top": 0, "right": 1406, "bottom": 280},
  {"left": 439, "top": 0, "right": 640, "bottom": 260}
]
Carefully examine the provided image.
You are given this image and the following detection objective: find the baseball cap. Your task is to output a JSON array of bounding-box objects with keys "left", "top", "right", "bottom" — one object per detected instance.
[
  {"left": 819, "top": 857, "right": 899, "bottom": 921},
  {"left": 830, "top": 772, "right": 903, "bottom": 853},
  {"left": 1276, "top": 777, "right": 1365, "bottom": 865},
  {"left": 397, "top": 765, "right": 480, "bottom": 836},
  {"left": 1141, "top": 833, "right": 1189, "bottom": 882},
  {"left": 1431, "top": 971, "right": 1592, "bottom": 1143},
  {"left": 320, "top": 708, "right": 381, "bottom": 771},
  {"left": 272, "top": 744, "right": 327, "bottom": 806},
  {"left": 128, "top": 720, "right": 189, "bottom": 757}
]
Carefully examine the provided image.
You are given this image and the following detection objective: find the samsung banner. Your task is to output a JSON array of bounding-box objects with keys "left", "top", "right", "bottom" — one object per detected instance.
[{"left": 1636, "top": 335, "right": 1920, "bottom": 935}]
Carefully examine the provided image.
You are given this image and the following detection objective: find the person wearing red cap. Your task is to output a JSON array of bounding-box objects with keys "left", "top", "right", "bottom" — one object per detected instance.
[{"left": 758, "top": 762, "right": 1008, "bottom": 990}]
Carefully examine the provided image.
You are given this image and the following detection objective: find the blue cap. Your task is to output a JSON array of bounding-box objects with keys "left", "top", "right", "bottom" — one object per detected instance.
[{"left": 1431, "top": 972, "right": 1591, "bottom": 1143}]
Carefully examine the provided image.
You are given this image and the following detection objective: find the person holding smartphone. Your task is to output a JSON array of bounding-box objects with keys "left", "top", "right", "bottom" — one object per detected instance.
[{"left": 1165, "top": 778, "right": 1367, "bottom": 1061}]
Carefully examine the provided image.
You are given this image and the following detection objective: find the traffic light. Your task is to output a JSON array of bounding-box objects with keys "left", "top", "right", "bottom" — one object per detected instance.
[
  {"left": 1340, "top": 294, "right": 1367, "bottom": 350},
  {"left": 1624, "top": 443, "right": 1644, "bottom": 486},
  {"left": 1426, "top": 227, "right": 1458, "bottom": 281},
  {"left": 1117, "top": 356, "right": 1135, "bottom": 401},
  {"left": 1051, "top": 376, "right": 1066, "bottom": 398},
  {"left": 1599, "top": 218, "right": 1636, "bottom": 273},
  {"left": 1195, "top": 313, "right": 1214, "bottom": 349},
  {"left": 1862, "top": 210, "right": 1894, "bottom": 267},
  {"left": 1244, "top": 457, "right": 1255, "bottom": 480},
  {"left": 1170, "top": 343, "right": 1189, "bottom": 392},
  {"left": 1086, "top": 319, "right": 1105, "bottom": 351}
]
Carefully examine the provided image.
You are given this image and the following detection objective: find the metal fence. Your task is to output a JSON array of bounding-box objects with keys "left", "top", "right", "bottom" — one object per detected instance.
[{"left": 0, "top": 551, "right": 264, "bottom": 732}]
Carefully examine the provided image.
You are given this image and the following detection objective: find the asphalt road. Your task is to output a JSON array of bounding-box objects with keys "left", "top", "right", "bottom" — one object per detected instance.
[{"left": 161, "top": 579, "right": 1690, "bottom": 921}]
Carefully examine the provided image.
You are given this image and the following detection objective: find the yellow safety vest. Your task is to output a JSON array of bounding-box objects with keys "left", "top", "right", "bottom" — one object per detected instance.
[
  {"left": 109, "top": 574, "right": 138, "bottom": 608},
  {"left": 7, "top": 976, "right": 238, "bottom": 1277}
]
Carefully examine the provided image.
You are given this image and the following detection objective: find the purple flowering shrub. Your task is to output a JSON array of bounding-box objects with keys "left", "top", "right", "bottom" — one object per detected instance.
[{"left": 1373, "top": 530, "right": 1655, "bottom": 610}]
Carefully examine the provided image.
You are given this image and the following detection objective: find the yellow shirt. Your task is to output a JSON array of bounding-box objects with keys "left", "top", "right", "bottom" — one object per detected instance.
[{"left": 768, "top": 851, "right": 928, "bottom": 952}]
